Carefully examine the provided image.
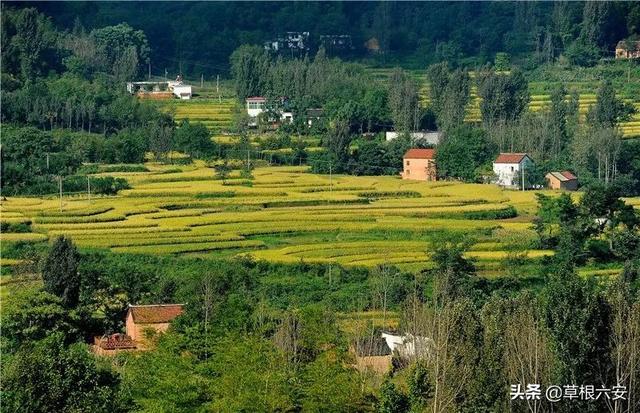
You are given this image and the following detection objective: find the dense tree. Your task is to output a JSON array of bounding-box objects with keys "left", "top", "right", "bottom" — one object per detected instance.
[
  {"left": 90, "top": 23, "right": 150, "bottom": 81},
  {"left": 587, "top": 80, "right": 635, "bottom": 128},
  {"left": 174, "top": 120, "right": 216, "bottom": 158},
  {"left": 42, "top": 236, "right": 81, "bottom": 308},
  {"left": 435, "top": 126, "right": 496, "bottom": 182},
  {"left": 2, "top": 334, "right": 131, "bottom": 413},
  {"left": 426, "top": 63, "right": 471, "bottom": 132},
  {"left": 477, "top": 68, "right": 529, "bottom": 127},
  {"left": 387, "top": 68, "right": 420, "bottom": 133},
  {"left": 3, "top": 8, "right": 58, "bottom": 81},
  {"left": 2, "top": 287, "right": 79, "bottom": 350},
  {"left": 378, "top": 378, "right": 409, "bottom": 413},
  {"left": 229, "top": 45, "right": 271, "bottom": 101}
]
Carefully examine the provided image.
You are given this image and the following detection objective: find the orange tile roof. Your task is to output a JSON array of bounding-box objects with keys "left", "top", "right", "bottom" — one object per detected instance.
[
  {"left": 494, "top": 153, "right": 529, "bottom": 164},
  {"left": 403, "top": 148, "right": 435, "bottom": 159},
  {"left": 128, "top": 304, "right": 184, "bottom": 324}
]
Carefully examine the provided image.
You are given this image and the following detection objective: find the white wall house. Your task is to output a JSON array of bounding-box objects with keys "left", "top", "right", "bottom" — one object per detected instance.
[
  {"left": 493, "top": 153, "right": 533, "bottom": 188},
  {"left": 246, "top": 97, "right": 267, "bottom": 126}
]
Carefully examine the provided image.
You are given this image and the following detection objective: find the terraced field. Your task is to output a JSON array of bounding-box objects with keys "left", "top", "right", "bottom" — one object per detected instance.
[
  {"left": 368, "top": 67, "right": 640, "bottom": 138},
  {"left": 1, "top": 163, "right": 566, "bottom": 276},
  {"left": 165, "top": 98, "right": 236, "bottom": 132}
]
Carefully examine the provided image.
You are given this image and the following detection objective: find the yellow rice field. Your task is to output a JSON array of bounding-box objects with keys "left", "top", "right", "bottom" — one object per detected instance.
[{"left": 0, "top": 162, "right": 569, "bottom": 274}]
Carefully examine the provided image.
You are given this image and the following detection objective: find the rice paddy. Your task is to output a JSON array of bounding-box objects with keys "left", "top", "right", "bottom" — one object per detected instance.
[{"left": 0, "top": 162, "right": 580, "bottom": 276}]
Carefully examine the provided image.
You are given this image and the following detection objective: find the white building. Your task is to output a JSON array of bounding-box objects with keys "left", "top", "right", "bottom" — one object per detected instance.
[
  {"left": 126, "top": 80, "right": 191, "bottom": 100},
  {"left": 171, "top": 84, "right": 192, "bottom": 100},
  {"left": 385, "top": 131, "right": 442, "bottom": 145},
  {"left": 493, "top": 153, "right": 533, "bottom": 188},
  {"left": 381, "top": 332, "right": 432, "bottom": 360},
  {"left": 246, "top": 97, "right": 266, "bottom": 126},
  {"left": 281, "top": 111, "right": 294, "bottom": 123}
]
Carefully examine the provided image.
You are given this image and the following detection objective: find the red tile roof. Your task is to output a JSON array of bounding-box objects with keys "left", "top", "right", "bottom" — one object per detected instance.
[
  {"left": 128, "top": 304, "right": 184, "bottom": 324},
  {"left": 560, "top": 171, "right": 577, "bottom": 180},
  {"left": 94, "top": 333, "right": 136, "bottom": 350},
  {"left": 403, "top": 148, "right": 435, "bottom": 159},
  {"left": 494, "top": 153, "right": 529, "bottom": 164}
]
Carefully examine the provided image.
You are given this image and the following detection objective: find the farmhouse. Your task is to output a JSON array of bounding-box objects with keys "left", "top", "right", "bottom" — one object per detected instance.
[
  {"left": 168, "top": 81, "right": 192, "bottom": 100},
  {"left": 615, "top": 40, "right": 640, "bottom": 59},
  {"left": 125, "top": 304, "right": 184, "bottom": 345},
  {"left": 127, "top": 80, "right": 192, "bottom": 100},
  {"left": 381, "top": 332, "right": 432, "bottom": 360},
  {"left": 264, "top": 32, "right": 310, "bottom": 55},
  {"left": 351, "top": 336, "right": 392, "bottom": 374},
  {"left": 493, "top": 153, "right": 533, "bottom": 188},
  {"left": 386, "top": 131, "right": 442, "bottom": 144},
  {"left": 401, "top": 148, "right": 437, "bottom": 181},
  {"left": 246, "top": 97, "right": 267, "bottom": 126},
  {"left": 306, "top": 108, "right": 324, "bottom": 127},
  {"left": 546, "top": 171, "right": 578, "bottom": 191},
  {"left": 320, "top": 34, "right": 354, "bottom": 52}
]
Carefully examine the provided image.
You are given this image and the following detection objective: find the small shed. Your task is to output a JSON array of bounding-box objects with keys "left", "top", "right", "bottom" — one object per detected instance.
[
  {"left": 546, "top": 171, "right": 578, "bottom": 191},
  {"left": 93, "top": 333, "right": 137, "bottom": 356},
  {"left": 402, "top": 148, "right": 437, "bottom": 181},
  {"left": 125, "top": 304, "right": 184, "bottom": 344}
]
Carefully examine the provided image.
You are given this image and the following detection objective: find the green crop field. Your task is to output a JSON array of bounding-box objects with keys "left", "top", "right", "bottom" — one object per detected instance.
[{"left": 0, "top": 161, "right": 604, "bottom": 277}]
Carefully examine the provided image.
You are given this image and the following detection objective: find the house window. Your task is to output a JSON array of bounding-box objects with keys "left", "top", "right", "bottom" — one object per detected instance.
[
  {"left": 406, "top": 161, "right": 410, "bottom": 166},
  {"left": 510, "top": 166, "right": 514, "bottom": 172}
]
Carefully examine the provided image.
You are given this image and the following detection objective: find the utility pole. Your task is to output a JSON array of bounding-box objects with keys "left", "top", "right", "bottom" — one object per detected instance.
[
  {"left": 148, "top": 61, "right": 151, "bottom": 80},
  {"left": 216, "top": 75, "right": 220, "bottom": 103},
  {"left": 58, "top": 175, "right": 63, "bottom": 212},
  {"left": 87, "top": 175, "right": 91, "bottom": 204},
  {"left": 46, "top": 153, "right": 50, "bottom": 170},
  {"left": 164, "top": 68, "right": 168, "bottom": 81},
  {"left": 329, "top": 163, "right": 332, "bottom": 201},
  {"left": 522, "top": 164, "right": 525, "bottom": 191},
  {"left": 247, "top": 150, "right": 250, "bottom": 171},
  {"left": 201, "top": 73, "right": 204, "bottom": 88}
]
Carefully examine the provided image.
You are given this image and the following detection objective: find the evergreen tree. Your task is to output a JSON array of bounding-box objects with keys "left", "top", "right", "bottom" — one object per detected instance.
[{"left": 42, "top": 236, "right": 81, "bottom": 308}]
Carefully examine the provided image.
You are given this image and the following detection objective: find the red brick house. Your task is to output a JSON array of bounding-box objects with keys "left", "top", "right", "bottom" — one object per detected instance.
[
  {"left": 125, "top": 304, "right": 184, "bottom": 345},
  {"left": 401, "top": 148, "right": 437, "bottom": 181}
]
